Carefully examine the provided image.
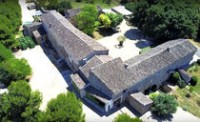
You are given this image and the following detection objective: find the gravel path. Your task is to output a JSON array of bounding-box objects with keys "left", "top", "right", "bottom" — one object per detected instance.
[{"left": 18, "top": 0, "right": 34, "bottom": 24}]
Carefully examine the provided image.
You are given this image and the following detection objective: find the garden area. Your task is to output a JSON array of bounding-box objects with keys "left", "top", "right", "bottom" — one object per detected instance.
[{"left": 172, "top": 61, "right": 200, "bottom": 118}]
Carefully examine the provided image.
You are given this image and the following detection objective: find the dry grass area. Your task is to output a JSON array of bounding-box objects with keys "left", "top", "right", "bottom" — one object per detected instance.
[
  {"left": 173, "top": 64, "right": 200, "bottom": 118},
  {"left": 189, "top": 39, "right": 200, "bottom": 48},
  {"left": 93, "top": 31, "right": 103, "bottom": 40},
  {"left": 173, "top": 87, "right": 200, "bottom": 118}
]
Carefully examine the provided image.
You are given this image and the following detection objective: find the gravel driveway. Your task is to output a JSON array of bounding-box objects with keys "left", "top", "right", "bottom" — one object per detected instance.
[{"left": 15, "top": 46, "right": 68, "bottom": 110}]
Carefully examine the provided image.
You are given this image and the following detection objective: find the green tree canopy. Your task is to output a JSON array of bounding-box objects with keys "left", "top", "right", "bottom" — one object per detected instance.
[
  {"left": 126, "top": 0, "right": 200, "bottom": 43},
  {"left": 0, "top": 80, "right": 42, "bottom": 121},
  {"left": 98, "top": 13, "right": 123, "bottom": 29},
  {"left": 151, "top": 94, "right": 178, "bottom": 116},
  {"left": 0, "top": 58, "right": 32, "bottom": 86},
  {"left": 39, "top": 92, "right": 85, "bottom": 122},
  {"left": 113, "top": 113, "right": 142, "bottom": 122},
  {"left": 0, "top": 43, "right": 14, "bottom": 62},
  {"left": 76, "top": 5, "right": 98, "bottom": 35}
]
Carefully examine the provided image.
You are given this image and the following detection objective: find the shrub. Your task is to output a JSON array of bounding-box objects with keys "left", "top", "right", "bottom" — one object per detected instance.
[
  {"left": 173, "top": 72, "right": 180, "bottom": 81},
  {"left": 149, "top": 92, "right": 159, "bottom": 101},
  {"left": 19, "top": 36, "right": 35, "bottom": 50},
  {"left": 190, "top": 76, "right": 198, "bottom": 86},
  {"left": 178, "top": 79, "right": 186, "bottom": 88},
  {"left": 197, "top": 100, "right": 200, "bottom": 107},
  {"left": 117, "top": 35, "right": 126, "bottom": 46},
  {"left": 185, "top": 93, "right": 191, "bottom": 98},
  {"left": 187, "top": 63, "right": 198, "bottom": 72},
  {"left": 0, "top": 43, "right": 14, "bottom": 62},
  {"left": 151, "top": 94, "right": 178, "bottom": 116},
  {"left": 197, "top": 59, "right": 200, "bottom": 65}
]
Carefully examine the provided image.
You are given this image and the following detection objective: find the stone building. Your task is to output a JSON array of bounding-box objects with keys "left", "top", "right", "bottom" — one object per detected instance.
[
  {"left": 39, "top": 11, "right": 196, "bottom": 114},
  {"left": 41, "top": 11, "right": 108, "bottom": 72},
  {"left": 78, "top": 39, "right": 196, "bottom": 113}
]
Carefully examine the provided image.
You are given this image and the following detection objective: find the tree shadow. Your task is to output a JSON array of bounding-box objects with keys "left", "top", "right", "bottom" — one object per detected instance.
[
  {"left": 98, "top": 28, "right": 118, "bottom": 37},
  {"left": 150, "top": 111, "right": 174, "bottom": 122},
  {"left": 124, "top": 28, "right": 144, "bottom": 40},
  {"left": 135, "top": 40, "right": 153, "bottom": 49}
]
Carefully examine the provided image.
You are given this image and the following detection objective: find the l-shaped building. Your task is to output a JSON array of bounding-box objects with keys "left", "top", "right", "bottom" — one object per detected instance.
[{"left": 26, "top": 10, "right": 197, "bottom": 114}]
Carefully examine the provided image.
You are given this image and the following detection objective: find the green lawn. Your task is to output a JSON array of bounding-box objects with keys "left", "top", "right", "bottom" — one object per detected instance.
[
  {"left": 139, "top": 46, "right": 152, "bottom": 54},
  {"left": 173, "top": 64, "right": 200, "bottom": 118},
  {"left": 71, "top": 1, "right": 119, "bottom": 9}
]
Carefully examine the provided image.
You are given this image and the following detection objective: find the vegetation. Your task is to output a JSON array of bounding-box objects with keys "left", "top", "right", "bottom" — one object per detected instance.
[
  {"left": 117, "top": 35, "right": 126, "bottom": 46},
  {"left": 113, "top": 113, "right": 142, "bottom": 122},
  {"left": 149, "top": 92, "right": 159, "bottom": 101},
  {"left": 0, "top": 58, "right": 32, "bottom": 86},
  {"left": 0, "top": 0, "right": 22, "bottom": 50},
  {"left": 18, "top": 36, "right": 35, "bottom": 50},
  {"left": 139, "top": 46, "right": 151, "bottom": 54},
  {"left": 151, "top": 94, "right": 178, "bottom": 116},
  {"left": 39, "top": 92, "right": 85, "bottom": 122},
  {"left": 37, "top": 0, "right": 72, "bottom": 15},
  {"left": 71, "top": 0, "right": 120, "bottom": 9},
  {"left": 98, "top": 13, "right": 123, "bottom": 29},
  {"left": 0, "top": 43, "right": 14, "bottom": 62},
  {"left": 126, "top": 0, "right": 200, "bottom": 43},
  {"left": 172, "top": 62, "right": 200, "bottom": 117},
  {"left": 0, "top": 80, "right": 42, "bottom": 121},
  {"left": 76, "top": 5, "right": 98, "bottom": 36}
]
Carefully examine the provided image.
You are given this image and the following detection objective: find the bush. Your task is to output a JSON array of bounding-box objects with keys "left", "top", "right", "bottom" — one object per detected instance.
[
  {"left": 19, "top": 36, "right": 35, "bottom": 50},
  {"left": 173, "top": 72, "right": 180, "bottom": 81},
  {"left": 190, "top": 76, "right": 198, "bottom": 86},
  {"left": 149, "top": 92, "right": 159, "bottom": 101},
  {"left": 178, "top": 79, "right": 186, "bottom": 88},
  {"left": 113, "top": 113, "right": 142, "bottom": 122},
  {"left": 197, "top": 59, "right": 200, "bottom": 65},
  {"left": 185, "top": 93, "right": 191, "bottom": 98},
  {"left": 151, "top": 94, "right": 178, "bottom": 116},
  {"left": 0, "top": 43, "right": 14, "bottom": 62}
]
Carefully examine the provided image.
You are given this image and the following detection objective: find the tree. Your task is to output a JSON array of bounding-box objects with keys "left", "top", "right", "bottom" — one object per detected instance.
[
  {"left": 0, "top": 58, "right": 32, "bottom": 86},
  {"left": 39, "top": 92, "right": 85, "bottom": 122},
  {"left": 98, "top": 14, "right": 112, "bottom": 28},
  {"left": 0, "top": 43, "right": 14, "bottom": 62},
  {"left": 98, "top": 13, "right": 123, "bottom": 29},
  {"left": 106, "top": 13, "right": 123, "bottom": 28},
  {"left": 76, "top": 5, "right": 98, "bottom": 35},
  {"left": 0, "top": 80, "right": 42, "bottom": 121},
  {"left": 57, "top": 1, "right": 72, "bottom": 15},
  {"left": 126, "top": 0, "right": 200, "bottom": 43},
  {"left": 113, "top": 113, "right": 142, "bottom": 122},
  {"left": 151, "top": 94, "right": 178, "bottom": 116}
]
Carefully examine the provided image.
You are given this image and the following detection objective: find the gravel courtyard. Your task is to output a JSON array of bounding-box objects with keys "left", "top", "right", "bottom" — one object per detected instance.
[{"left": 97, "top": 20, "right": 146, "bottom": 61}]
